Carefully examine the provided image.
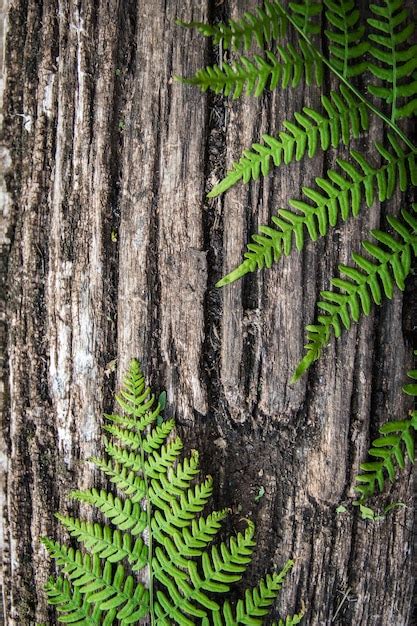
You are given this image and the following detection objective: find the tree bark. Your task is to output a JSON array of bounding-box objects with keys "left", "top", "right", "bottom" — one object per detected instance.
[{"left": 1, "top": 1, "right": 416, "bottom": 625}]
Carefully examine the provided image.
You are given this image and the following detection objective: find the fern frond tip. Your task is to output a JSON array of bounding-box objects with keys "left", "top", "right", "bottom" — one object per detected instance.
[{"left": 216, "top": 260, "right": 254, "bottom": 288}]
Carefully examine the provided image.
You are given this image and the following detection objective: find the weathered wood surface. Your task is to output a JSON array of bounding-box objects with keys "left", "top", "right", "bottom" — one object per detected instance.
[{"left": 1, "top": 0, "right": 416, "bottom": 624}]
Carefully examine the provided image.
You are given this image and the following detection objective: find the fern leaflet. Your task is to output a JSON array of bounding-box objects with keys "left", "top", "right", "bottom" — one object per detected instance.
[
  {"left": 208, "top": 86, "right": 369, "bottom": 198},
  {"left": 292, "top": 205, "right": 417, "bottom": 381},
  {"left": 324, "top": 0, "right": 369, "bottom": 77},
  {"left": 176, "top": 1, "right": 287, "bottom": 51},
  {"left": 289, "top": 0, "right": 322, "bottom": 35},
  {"left": 368, "top": 0, "right": 417, "bottom": 120},
  {"left": 354, "top": 354, "right": 417, "bottom": 501},
  {"left": 217, "top": 139, "right": 417, "bottom": 287},
  {"left": 177, "top": 41, "right": 323, "bottom": 99},
  {"left": 42, "top": 360, "right": 297, "bottom": 625}
]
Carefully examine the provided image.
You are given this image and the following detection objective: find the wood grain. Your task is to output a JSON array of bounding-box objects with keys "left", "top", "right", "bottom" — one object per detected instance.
[{"left": 1, "top": 1, "right": 416, "bottom": 624}]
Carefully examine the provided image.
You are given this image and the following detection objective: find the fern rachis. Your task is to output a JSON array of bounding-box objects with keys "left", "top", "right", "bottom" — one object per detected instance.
[
  {"left": 177, "top": 41, "right": 323, "bottom": 99},
  {"left": 43, "top": 360, "right": 300, "bottom": 625},
  {"left": 368, "top": 0, "right": 417, "bottom": 120},
  {"left": 324, "top": 0, "right": 370, "bottom": 78}
]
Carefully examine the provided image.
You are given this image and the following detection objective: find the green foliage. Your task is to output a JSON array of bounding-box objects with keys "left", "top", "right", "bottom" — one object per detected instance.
[
  {"left": 43, "top": 360, "right": 298, "bottom": 625},
  {"left": 178, "top": 41, "right": 323, "bottom": 99},
  {"left": 367, "top": 0, "right": 417, "bottom": 120},
  {"left": 217, "top": 141, "right": 417, "bottom": 287},
  {"left": 288, "top": 0, "right": 322, "bottom": 35},
  {"left": 354, "top": 354, "right": 417, "bottom": 501},
  {"left": 209, "top": 86, "right": 369, "bottom": 198},
  {"left": 178, "top": 0, "right": 417, "bottom": 388},
  {"left": 324, "top": 0, "right": 369, "bottom": 77},
  {"left": 293, "top": 205, "right": 417, "bottom": 381},
  {"left": 176, "top": 1, "right": 287, "bottom": 52}
]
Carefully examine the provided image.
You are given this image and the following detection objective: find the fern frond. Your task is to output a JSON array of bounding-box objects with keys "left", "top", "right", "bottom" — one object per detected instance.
[
  {"left": 151, "top": 478, "right": 214, "bottom": 542},
  {"left": 70, "top": 489, "right": 148, "bottom": 536},
  {"left": 355, "top": 355, "right": 417, "bottom": 500},
  {"left": 42, "top": 540, "right": 149, "bottom": 622},
  {"left": 44, "top": 360, "right": 296, "bottom": 625},
  {"left": 103, "top": 419, "right": 175, "bottom": 453},
  {"left": 177, "top": 1, "right": 287, "bottom": 51},
  {"left": 289, "top": 0, "right": 322, "bottom": 35},
  {"left": 293, "top": 205, "right": 417, "bottom": 381},
  {"left": 208, "top": 86, "right": 369, "bottom": 197},
  {"left": 178, "top": 41, "right": 323, "bottom": 99},
  {"left": 217, "top": 140, "right": 417, "bottom": 287},
  {"left": 199, "top": 559, "right": 294, "bottom": 625},
  {"left": 368, "top": 0, "right": 417, "bottom": 120},
  {"left": 170, "top": 509, "right": 230, "bottom": 558},
  {"left": 324, "top": 0, "right": 369, "bottom": 77},
  {"left": 153, "top": 522, "right": 256, "bottom": 624},
  {"left": 55, "top": 515, "right": 148, "bottom": 571},
  {"left": 102, "top": 436, "right": 184, "bottom": 478},
  {"left": 45, "top": 576, "right": 103, "bottom": 625},
  {"left": 90, "top": 456, "right": 146, "bottom": 502}
]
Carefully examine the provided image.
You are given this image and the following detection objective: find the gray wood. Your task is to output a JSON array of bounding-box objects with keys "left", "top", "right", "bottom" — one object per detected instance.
[{"left": 1, "top": 0, "right": 416, "bottom": 624}]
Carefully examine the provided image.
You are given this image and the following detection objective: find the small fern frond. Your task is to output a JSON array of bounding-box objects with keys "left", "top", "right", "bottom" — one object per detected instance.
[
  {"left": 151, "top": 478, "right": 214, "bottom": 542},
  {"left": 368, "top": 0, "right": 417, "bottom": 120},
  {"left": 103, "top": 418, "right": 175, "bottom": 453},
  {"left": 354, "top": 355, "right": 417, "bottom": 500},
  {"left": 217, "top": 140, "right": 417, "bottom": 287},
  {"left": 90, "top": 456, "right": 146, "bottom": 502},
  {"left": 208, "top": 86, "right": 369, "bottom": 198},
  {"left": 43, "top": 360, "right": 297, "bottom": 625},
  {"left": 177, "top": 41, "right": 323, "bottom": 99},
  {"left": 42, "top": 540, "right": 149, "bottom": 622},
  {"left": 293, "top": 205, "right": 417, "bottom": 381},
  {"left": 200, "top": 559, "right": 294, "bottom": 625},
  {"left": 55, "top": 514, "right": 148, "bottom": 570},
  {"left": 289, "top": 0, "right": 322, "bottom": 35},
  {"left": 70, "top": 489, "right": 148, "bottom": 535},
  {"left": 324, "top": 0, "right": 369, "bottom": 77},
  {"left": 45, "top": 577, "right": 103, "bottom": 625},
  {"left": 171, "top": 509, "right": 230, "bottom": 558},
  {"left": 153, "top": 522, "right": 256, "bottom": 623},
  {"left": 177, "top": 2, "right": 287, "bottom": 51}
]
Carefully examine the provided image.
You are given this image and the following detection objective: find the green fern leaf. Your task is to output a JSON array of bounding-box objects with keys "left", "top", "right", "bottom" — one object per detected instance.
[
  {"left": 368, "top": 0, "right": 417, "bottom": 120},
  {"left": 324, "top": 0, "right": 369, "bottom": 77},
  {"left": 177, "top": 1, "right": 287, "bottom": 51},
  {"left": 199, "top": 560, "right": 294, "bottom": 625},
  {"left": 70, "top": 489, "right": 148, "bottom": 535},
  {"left": 153, "top": 522, "right": 256, "bottom": 623},
  {"left": 45, "top": 576, "right": 104, "bottom": 625},
  {"left": 55, "top": 515, "right": 148, "bottom": 571},
  {"left": 292, "top": 205, "right": 417, "bottom": 381},
  {"left": 208, "top": 86, "right": 369, "bottom": 198},
  {"left": 217, "top": 140, "right": 417, "bottom": 287},
  {"left": 43, "top": 360, "right": 297, "bottom": 625},
  {"left": 42, "top": 541, "right": 149, "bottom": 622},
  {"left": 354, "top": 354, "right": 417, "bottom": 500},
  {"left": 177, "top": 41, "right": 323, "bottom": 99}
]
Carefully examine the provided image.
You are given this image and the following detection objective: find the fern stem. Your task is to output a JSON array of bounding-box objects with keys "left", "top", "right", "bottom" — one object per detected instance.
[
  {"left": 276, "top": 1, "right": 417, "bottom": 151},
  {"left": 139, "top": 430, "right": 156, "bottom": 626},
  {"left": 388, "top": 5, "right": 397, "bottom": 122}
]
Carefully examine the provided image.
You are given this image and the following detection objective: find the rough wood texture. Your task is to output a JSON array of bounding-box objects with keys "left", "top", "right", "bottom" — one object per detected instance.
[{"left": 1, "top": 1, "right": 416, "bottom": 624}]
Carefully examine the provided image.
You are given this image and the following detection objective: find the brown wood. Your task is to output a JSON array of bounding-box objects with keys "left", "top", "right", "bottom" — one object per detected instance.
[{"left": 1, "top": 1, "right": 416, "bottom": 624}]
